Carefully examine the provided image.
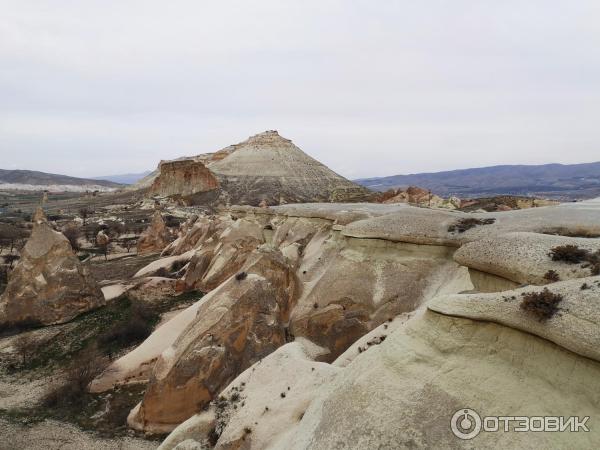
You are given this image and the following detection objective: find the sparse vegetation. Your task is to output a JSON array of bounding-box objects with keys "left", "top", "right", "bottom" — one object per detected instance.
[
  {"left": 0, "top": 223, "right": 28, "bottom": 252},
  {"left": 548, "top": 245, "right": 600, "bottom": 276},
  {"left": 78, "top": 207, "right": 93, "bottom": 226},
  {"left": 97, "top": 302, "right": 156, "bottom": 353},
  {"left": 0, "top": 290, "right": 203, "bottom": 438},
  {"left": 0, "top": 318, "right": 44, "bottom": 338},
  {"left": 43, "top": 346, "right": 106, "bottom": 409},
  {"left": 520, "top": 288, "right": 564, "bottom": 322},
  {"left": 543, "top": 269, "right": 560, "bottom": 283},
  {"left": 549, "top": 245, "right": 590, "bottom": 264},
  {"left": 13, "top": 333, "right": 39, "bottom": 366},
  {"left": 448, "top": 217, "right": 496, "bottom": 233},
  {"left": 236, "top": 271, "right": 248, "bottom": 281}
]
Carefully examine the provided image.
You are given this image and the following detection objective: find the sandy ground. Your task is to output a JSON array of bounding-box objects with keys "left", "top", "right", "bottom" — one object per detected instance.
[{"left": 0, "top": 419, "right": 158, "bottom": 450}]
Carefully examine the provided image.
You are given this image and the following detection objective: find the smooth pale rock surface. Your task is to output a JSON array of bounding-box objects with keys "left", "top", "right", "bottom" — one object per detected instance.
[
  {"left": 278, "top": 311, "right": 600, "bottom": 449},
  {"left": 0, "top": 222, "right": 104, "bottom": 326},
  {"left": 429, "top": 276, "right": 600, "bottom": 362},
  {"left": 454, "top": 232, "right": 600, "bottom": 284},
  {"left": 138, "top": 211, "right": 172, "bottom": 255},
  {"left": 133, "top": 250, "right": 195, "bottom": 278},
  {"left": 343, "top": 199, "right": 600, "bottom": 246},
  {"left": 289, "top": 230, "right": 461, "bottom": 360},
  {"left": 159, "top": 339, "right": 336, "bottom": 450},
  {"left": 332, "top": 312, "right": 414, "bottom": 368},
  {"left": 342, "top": 207, "right": 462, "bottom": 246},
  {"left": 258, "top": 202, "right": 411, "bottom": 225},
  {"left": 101, "top": 283, "right": 129, "bottom": 301},
  {"left": 158, "top": 411, "right": 216, "bottom": 450},
  {"left": 145, "top": 200, "right": 600, "bottom": 448}
]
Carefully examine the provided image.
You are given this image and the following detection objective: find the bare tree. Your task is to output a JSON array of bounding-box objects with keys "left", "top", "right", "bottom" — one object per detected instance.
[
  {"left": 3, "top": 254, "right": 20, "bottom": 269},
  {"left": 78, "top": 207, "right": 93, "bottom": 226},
  {"left": 13, "top": 333, "right": 37, "bottom": 366},
  {"left": 63, "top": 226, "right": 82, "bottom": 252},
  {"left": 0, "top": 224, "right": 27, "bottom": 253}
]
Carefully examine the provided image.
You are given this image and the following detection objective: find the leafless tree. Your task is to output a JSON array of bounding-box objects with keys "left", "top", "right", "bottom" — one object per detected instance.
[
  {"left": 13, "top": 333, "right": 37, "bottom": 366},
  {"left": 78, "top": 207, "right": 93, "bottom": 226},
  {"left": 3, "top": 254, "right": 20, "bottom": 269},
  {"left": 63, "top": 226, "right": 82, "bottom": 252}
]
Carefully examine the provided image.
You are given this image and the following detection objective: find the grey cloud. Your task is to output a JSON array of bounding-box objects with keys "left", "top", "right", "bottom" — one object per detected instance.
[{"left": 1, "top": 0, "right": 599, "bottom": 178}]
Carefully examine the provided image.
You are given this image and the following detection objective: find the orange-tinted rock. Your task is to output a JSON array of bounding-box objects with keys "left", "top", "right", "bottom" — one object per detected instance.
[
  {"left": 128, "top": 273, "right": 287, "bottom": 432},
  {"left": 0, "top": 221, "right": 104, "bottom": 326},
  {"left": 137, "top": 211, "right": 171, "bottom": 255},
  {"left": 150, "top": 159, "right": 219, "bottom": 199}
]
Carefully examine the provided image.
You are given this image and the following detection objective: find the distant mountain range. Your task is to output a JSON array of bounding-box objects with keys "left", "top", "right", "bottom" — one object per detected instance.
[
  {"left": 355, "top": 161, "right": 600, "bottom": 200},
  {"left": 0, "top": 169, "right": 122, "bottom": 192},
  {"left": 93, "top": 171, "right": 152, "bottom": 185}
]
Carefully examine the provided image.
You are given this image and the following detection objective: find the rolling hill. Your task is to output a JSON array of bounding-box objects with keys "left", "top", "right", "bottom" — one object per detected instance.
[
  {"left": 0, "top": 169, "right": 122, "bottom": 192},
  {"left": 355, "top": 162, "right": 600, "bottom": 200}
]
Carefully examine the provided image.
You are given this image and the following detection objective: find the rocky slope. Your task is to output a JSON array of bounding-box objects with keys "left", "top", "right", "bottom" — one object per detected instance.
[
  {"left": 6, "top": 196, "right": 599, "bottom": 447},
  {"left": 77, "top": 197, "right": 600, "bottom": 448},
  {"left": 140, "top": 131, "right": 372, "bottom": 206}
]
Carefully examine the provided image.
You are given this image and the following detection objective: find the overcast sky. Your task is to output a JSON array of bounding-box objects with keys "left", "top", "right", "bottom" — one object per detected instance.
[{"left": 1, "top": 1, "right": 599, "bottom": 179}]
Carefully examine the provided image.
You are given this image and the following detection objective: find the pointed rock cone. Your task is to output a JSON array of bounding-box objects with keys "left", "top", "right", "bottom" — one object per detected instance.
[
  {"left": 0, "top": 221, "right": 105, "bottom": 327},
  {"left": 32, "top": 206, "right": 47, "bottom": 224},
  {"left": 137, "top": 211, "right": 171, "bottom": 254}
]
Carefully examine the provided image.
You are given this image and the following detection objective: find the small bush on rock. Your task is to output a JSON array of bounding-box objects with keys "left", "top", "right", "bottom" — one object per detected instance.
[
  {"left": 448, "top": 217, "right": 495, "bottom": 233},
  {"left": 520, "top": 288, "right": 564, "bottom": 322},
  {"left": 543, "top": 270, "right": 560, "bottom": 283},
  {"left": 549, "top": 245, "right": 590, "bottom": 264}
]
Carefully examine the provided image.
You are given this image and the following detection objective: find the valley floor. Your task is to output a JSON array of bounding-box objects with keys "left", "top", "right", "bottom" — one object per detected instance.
[{"left": 0, "top": 419, "right": 157, "bottom": 450}]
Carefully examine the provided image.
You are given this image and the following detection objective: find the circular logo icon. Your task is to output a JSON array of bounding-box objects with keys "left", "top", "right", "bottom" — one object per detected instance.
[{"left": 451, "top": 408, "right": 482, "bottom": 440}]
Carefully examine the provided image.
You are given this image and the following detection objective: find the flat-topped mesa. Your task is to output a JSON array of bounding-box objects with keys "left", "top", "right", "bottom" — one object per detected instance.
[{"left": 144, "top": 130, "right": 373, "bottom": 206}]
